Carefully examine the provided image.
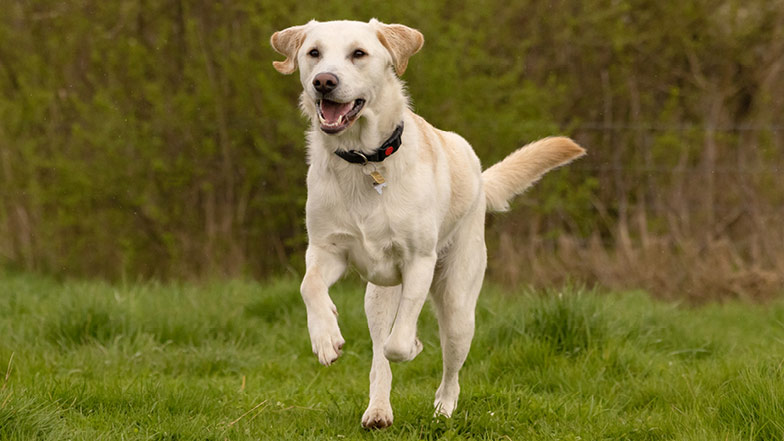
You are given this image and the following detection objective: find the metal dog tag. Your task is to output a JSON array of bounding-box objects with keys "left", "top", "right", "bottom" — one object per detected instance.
[
  {"left": 362, "top": 163, "right": 387, "bottom": 194},
  {"left": 369, "top": 170, "right": 385, "bottom": 185}
]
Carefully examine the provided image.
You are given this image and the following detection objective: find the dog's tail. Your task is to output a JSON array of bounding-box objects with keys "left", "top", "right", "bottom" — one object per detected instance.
[{"left": 482, "top": 137, "right": 586, "bottom": 212}]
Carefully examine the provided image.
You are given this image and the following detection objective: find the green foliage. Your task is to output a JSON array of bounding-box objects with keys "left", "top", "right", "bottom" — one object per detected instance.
[{"left": 0, "top": 1, "right": 782, "bottom": 285}]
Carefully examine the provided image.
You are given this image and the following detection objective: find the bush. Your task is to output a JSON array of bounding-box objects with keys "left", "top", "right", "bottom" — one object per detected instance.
[{"left": 1, "top": 1, "right": 782, "bottom": 298}]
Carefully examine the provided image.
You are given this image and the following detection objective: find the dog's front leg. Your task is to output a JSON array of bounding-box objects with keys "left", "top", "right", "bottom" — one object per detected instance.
[
  {"left": 383, "top": 253, "right": 437, "bottom": 362},
  {"left": 301, "top": 245, "right": 348, "bottom": 366}
]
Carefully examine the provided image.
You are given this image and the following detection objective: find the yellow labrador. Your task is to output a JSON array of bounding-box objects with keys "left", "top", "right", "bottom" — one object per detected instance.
[{"left": 271, "top": 19, "right": 585, "bottom": 428}]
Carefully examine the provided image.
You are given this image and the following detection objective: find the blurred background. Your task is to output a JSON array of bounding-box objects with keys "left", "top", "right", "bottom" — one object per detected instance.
[{"left": 1, "top": 0, "right": 782, "bottom": 300}]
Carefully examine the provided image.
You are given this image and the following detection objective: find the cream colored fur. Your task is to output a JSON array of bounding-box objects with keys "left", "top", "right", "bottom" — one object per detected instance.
[
  {"left": 483, "top": 136, "right": 586, "bottom": 211},
  {"left": 271, "top": 19, "right": 585, "bottom": 429}
]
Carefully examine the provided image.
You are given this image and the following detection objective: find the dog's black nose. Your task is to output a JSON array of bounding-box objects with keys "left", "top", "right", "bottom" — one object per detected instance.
[{"left": 313, "top": 72, "right": 339, "bottom": 94}]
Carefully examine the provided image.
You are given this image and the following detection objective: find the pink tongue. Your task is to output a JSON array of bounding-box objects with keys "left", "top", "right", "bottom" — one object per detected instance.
[{"left": 320, "top": 100, "right": 353, "bottom": 123}]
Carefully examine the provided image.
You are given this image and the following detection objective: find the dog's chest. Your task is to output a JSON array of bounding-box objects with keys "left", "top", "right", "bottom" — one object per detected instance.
[
  {"left": 308, "top": 163, "right": 438, "bottom": 286},
  {"left": 340, "top": 210, "right": 408, "bottom": 286}
]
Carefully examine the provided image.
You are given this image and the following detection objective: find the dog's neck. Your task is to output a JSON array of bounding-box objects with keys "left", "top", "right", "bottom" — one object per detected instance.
[{"left": 307, "top": 79, "right": 409, "bottom": 158}]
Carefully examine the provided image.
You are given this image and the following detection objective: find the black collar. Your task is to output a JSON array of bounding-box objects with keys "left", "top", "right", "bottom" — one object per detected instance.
[{"left": 334, "top": 123, "right": 404, "bottom": 164}]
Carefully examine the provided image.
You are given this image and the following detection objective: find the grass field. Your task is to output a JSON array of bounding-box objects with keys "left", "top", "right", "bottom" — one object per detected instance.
[{"left": 1, "top": 271, "right": 783, "bottom": 440}]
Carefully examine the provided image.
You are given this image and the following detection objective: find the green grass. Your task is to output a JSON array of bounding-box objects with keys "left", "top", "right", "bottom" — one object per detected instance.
[{"left": 1, "top": 271, "right": 784, "bottom": 440}]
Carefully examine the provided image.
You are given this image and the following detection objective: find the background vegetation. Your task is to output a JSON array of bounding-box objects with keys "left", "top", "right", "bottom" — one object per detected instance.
[{"left": 1, "top": 0, "right": 783, "bottom": 298}]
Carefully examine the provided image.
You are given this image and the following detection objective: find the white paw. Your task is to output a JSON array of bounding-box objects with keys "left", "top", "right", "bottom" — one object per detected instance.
[
  {"left": 307, "top": 306, "right": 344, "bottom": 366},
  {"left": 383, "top": 336, "right": 423, "bottom": 363},
  {"left": 361, "top": 403, "right": 393, "bottom": 429},
  {"left": 433, "top": 398, "right": 457, "bottom": 418},
  {"left": 433, "top": 384, "right": 459, "bottom": 417}
]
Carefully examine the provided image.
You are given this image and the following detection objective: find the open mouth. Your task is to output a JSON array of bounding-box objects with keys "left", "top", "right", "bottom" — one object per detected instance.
[{"left": 317, "top": 98, "right": 365, "bottom": 134}]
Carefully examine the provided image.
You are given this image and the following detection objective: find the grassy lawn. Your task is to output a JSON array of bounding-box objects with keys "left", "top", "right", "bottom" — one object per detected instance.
[{"left": 1, "top": 271, "right": 783, "bottom": 440}]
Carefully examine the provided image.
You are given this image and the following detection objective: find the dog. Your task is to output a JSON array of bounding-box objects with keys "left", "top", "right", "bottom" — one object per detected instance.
[{"left": 270, "top": 19, "right": 585, "bottom": 428}]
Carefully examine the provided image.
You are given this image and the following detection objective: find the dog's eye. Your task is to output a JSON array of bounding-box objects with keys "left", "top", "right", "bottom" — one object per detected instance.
[
  {"left": 308, "top": 49, "right": 320, "bottom": 58},
  {"left": 352, "top": 49, "right": 367, "bottom": 59}
]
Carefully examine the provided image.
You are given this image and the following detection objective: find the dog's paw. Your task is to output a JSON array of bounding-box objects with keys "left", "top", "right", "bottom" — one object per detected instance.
[
  {"left": 433, "top": 398, "right": 457, "bottom": 418},
  {"left": 383, "top": 336, "right": 423, "bottom": 363},
  {"left": 307, "top": 308, "right": 345, "bottom": 366},
  {"left": 433, "top": 384, "right": 459, "bottom": 417},
  {"left": 361, "top": 404, "right": 393, "bottom": 429}
]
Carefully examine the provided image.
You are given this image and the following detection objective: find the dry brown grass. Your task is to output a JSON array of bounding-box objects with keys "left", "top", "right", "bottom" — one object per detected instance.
[{"left": 489, "top": 220, "right": 784, "bottom": 302}]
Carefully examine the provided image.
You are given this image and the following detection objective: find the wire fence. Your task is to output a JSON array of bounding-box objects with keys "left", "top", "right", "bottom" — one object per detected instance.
[
  {"left": 571, "top": 123, "right": 784, "bottom": 132},
  {"left": 564, "top": 121, "right": 784, "bottom": 174}
]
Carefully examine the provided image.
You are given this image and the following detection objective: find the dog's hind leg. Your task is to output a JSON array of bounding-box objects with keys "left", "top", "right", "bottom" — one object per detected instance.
[
  {"left": 430, "top": 212, "right": 487, "bottom": 417},
  {"left": 361, "top": 283, "right": 401, "bottom": 429}
]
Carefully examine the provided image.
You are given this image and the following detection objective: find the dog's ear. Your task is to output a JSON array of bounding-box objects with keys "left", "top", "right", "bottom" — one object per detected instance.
[
  {"left": 371, "top": 19, "right": 424, "bottom": 76},
  {"left": 270, "top": 23, "right": 310, "bottom": 74}
]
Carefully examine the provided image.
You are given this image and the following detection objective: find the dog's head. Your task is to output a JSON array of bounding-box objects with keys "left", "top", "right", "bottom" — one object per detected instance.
[{"left": 271, "top": 19, "right": 423, "bottom": 136}]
